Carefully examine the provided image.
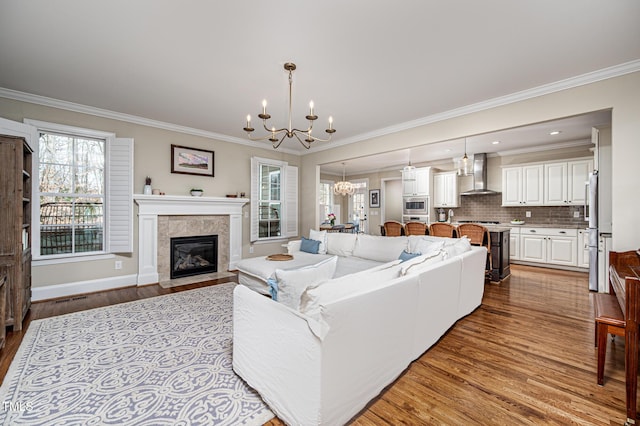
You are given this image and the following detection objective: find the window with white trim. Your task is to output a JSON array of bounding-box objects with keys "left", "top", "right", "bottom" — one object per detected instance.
[
  {"left": 25, "top": 120, "right": 134, "bottom": 259},
  {"left": 319, "top": 180, "right": 335, "bottom": 223},
  {"left": 250, "top": 157, "right": 298, "bottom": 241}
]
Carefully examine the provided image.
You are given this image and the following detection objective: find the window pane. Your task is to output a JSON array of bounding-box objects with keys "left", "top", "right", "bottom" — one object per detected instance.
[
  {"left": 260, "top": 165, "right": 280, "bottom": 200},
  {"left": 75, "top": 166, "right": 104, "bottom": 194},
  {"left": 39, "top": 133, "right": 73, "bottom": 165},
  {"left": 39, "top": 163, "right": 73, "bottom": 193}
]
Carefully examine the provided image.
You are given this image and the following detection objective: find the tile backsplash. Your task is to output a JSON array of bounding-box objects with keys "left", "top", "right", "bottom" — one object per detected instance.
[{"left": 449, "top": 193, "right": 588, "bottom": 226}]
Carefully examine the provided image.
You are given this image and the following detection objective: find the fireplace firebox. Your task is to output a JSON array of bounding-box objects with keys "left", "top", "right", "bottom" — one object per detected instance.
[{"left": 170, "top": 235, "right": 218, "bottom": 279}]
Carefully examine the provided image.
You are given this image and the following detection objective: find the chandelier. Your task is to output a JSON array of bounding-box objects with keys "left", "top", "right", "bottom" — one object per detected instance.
[
  {"left": 457, "top": 138, "right": 473, "bottom": 176},
  {"left": 334, "top": 163, "right": 355, "bottom": 196},
  {"left": 243, "top": 62, "right": 336, "bottom": 150}
]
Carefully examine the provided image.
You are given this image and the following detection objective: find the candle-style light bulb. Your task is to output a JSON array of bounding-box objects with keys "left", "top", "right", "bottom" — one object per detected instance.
[
  {"left": 262, "top": 99, "right": 267, "bottom": 114},
  {"left": 328, "top": 116, "right": 333, "bottom": 129},
  {"left": 246, "top": 115, "right": 251, "bottom": 127},
  {"left": 271, "top": 126, "right": 276, "bottom": 135},
  {"left": 309, "top": 100, "right": 314, "bottom": 115}
]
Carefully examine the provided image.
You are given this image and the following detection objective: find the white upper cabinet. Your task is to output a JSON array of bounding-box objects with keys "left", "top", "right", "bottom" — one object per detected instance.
[
  {"left": 433, "top": 171, "right": 459, "bottom": 208},
  {"left": 544, "top": 159, "right": 593, "bottom": 205},
  {"left": 402, "top": 167, "right": 430, "bottom": 196},
  {"left": 502, "top": 164, "right": 543, "bottom": 206},
  {"left": 503, "top": 157, "right": 592, "bottom": 207}
]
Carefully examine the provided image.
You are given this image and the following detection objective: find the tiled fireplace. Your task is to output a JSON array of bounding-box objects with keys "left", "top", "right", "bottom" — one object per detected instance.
[{"left": 133, "top": 195, "right": 248, "bottom": 286}]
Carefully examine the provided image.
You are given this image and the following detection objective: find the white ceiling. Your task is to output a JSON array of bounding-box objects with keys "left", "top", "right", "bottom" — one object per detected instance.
[{"left": 0, "top": 1, "right": 638, "bottom": 164}]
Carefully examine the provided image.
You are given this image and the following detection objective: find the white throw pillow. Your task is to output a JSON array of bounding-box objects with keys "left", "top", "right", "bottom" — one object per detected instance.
[
  {"left": 309, "top": 229, "right": 328, "bottom": 254},
  {"left": 413, "top": 239, "right": 445, "bottom": 257},
  {"left": 326, "top": 232, "right": 357, "bottom": 257},
  {"left": 352, "top": 234, "right": 408, "bottom": 262},
  {"left": 442, "top": 236, "right": 472, "bottom": 258},
  {"left": 275, "top": 256, "right": 338, "bottom": 310},
  {"left": 300, "top": 260, "right": 402, "bottom": 319}
]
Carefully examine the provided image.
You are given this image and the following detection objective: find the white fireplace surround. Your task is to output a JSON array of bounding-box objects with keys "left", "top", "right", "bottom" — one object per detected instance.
[{"left": 134, "top": 194, "right": 248, "bottom": 285}]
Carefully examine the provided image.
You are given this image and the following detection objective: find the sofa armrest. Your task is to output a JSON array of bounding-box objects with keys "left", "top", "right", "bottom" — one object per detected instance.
[{"left": 232, "top": 285, "right": 322, "bottom": 425}]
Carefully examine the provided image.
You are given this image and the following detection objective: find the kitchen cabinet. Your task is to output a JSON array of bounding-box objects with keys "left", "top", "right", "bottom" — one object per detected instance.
[
  {"left": 509, "top": 227, "right": 521, "bottom": 260},
  {"left": 519, "top": 227, "right": 577, "bottom": 267},
  {"left": 577, "top": 229, "right": 590, "bottom": 268},
  {"left": 402, "top": 167, "right": 431, "bottom": 196},
  {"left": 501, "top": 165, "right": 544, "bottom": 206},
  {"left": 433, "top": 171, "right": 459, "bottom": 208},
  {"left": 544, "top": 159, "right": 593, "bottom": 205},
  {"left": 488, "top": 228, "right": 511, "bottom": 282}
]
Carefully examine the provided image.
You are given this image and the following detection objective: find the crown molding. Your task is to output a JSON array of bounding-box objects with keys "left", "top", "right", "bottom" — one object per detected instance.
[
  {"left": 306, "top": 59, "right": 640, "bottom": 155},
  {"left": 0, "top": 87, "right": 301, "bottom": 156},
  {"left": 1, "top": 60, "right": 638, "bottom": 158}
]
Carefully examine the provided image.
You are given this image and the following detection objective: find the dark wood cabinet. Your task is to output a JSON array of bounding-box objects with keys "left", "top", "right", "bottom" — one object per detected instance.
[
  {"left": 0, "top": 135, "right": 32, "bottom": 332},
  {"left": 489, "top": 229, "right": 511, "bottom": 283}
]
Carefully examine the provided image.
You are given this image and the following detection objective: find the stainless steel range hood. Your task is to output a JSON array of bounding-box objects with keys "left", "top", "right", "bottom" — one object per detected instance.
[{"left": 460, "top": 153, "right": 501, "bottom": 196}]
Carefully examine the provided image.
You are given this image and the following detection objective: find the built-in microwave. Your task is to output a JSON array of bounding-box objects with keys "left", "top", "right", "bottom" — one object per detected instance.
[{"left": 403, "top": 196, "right": 429, "bottom": 215}]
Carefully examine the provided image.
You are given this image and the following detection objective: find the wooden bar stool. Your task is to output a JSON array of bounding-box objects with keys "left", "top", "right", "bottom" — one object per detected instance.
[{"left": 592, "top": 292, "right": 625, "bottom": 385}]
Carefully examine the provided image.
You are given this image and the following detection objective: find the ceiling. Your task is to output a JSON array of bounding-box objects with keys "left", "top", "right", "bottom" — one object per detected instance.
[
  {"left": 0, "top": 2, "right": 639, "bottom": 160},
  {"left": 321, "top": 109, "right": 611, "bottom": 175}
]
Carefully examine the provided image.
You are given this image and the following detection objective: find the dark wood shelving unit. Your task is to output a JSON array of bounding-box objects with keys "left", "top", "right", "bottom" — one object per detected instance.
[{"left": 0, "top": 135, "right": 33, "bottom": 334}]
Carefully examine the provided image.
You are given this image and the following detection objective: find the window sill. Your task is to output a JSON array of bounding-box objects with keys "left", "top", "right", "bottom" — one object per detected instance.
[
  {"left": 33, "top": 253, "right": 115, "bottom": 266},
  {"left": 252, "top": 238, "right": 290, "bottom": 245}
]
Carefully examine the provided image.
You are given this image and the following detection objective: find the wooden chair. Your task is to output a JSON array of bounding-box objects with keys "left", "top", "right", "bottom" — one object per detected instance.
[
  {"left": 383, "top": 221, "right": 405, "bottom": 237},
  {"left": 457, "top": 223, "right": 491, "bottom": 271},
  {"left": 404, "top": 221, "right": 428, "bottom": 236},
  {"left": 428, "top": 223, "right": 457, "bottom": 238}
]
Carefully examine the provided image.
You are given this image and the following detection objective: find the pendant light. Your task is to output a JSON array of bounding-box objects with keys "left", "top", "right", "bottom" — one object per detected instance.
[{"left": 458, "top": 138, "right": 473, "bottom": 176}]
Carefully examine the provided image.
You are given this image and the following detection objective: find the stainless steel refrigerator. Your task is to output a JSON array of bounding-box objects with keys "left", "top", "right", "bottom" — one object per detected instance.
[{"left": 587, "top": 170, "right": 599, "bottom": 291}]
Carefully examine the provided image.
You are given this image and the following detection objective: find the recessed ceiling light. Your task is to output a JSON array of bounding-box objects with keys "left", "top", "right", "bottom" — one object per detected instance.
[
  {"left": 491, "top": 141, "right": 500, "bottom": 145},
  {"left": 549, "top": 130, "right": 561, "bottom": 135}
]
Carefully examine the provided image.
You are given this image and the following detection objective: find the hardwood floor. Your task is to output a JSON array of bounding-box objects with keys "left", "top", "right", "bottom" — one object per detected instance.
[{"left": 0, "top": 266, "right": 630, "bottom": 424}]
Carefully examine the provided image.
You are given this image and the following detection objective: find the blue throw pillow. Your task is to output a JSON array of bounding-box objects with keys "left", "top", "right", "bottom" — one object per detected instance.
[
  {"left": 267, "top": 277, "right": 278, "bottom": 300},
  {"left": 300, "top": 236, "right": 321, "bottom": 254},
  {"left": 399, "top": 250, "right": 421, "bottom": 262}
]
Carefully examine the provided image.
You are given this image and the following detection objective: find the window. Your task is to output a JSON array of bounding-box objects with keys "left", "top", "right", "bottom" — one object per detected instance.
[
  {"left": 348, "top": 179, "right": 368, "bottom": 233},
  {"left": 319, "top": 180, "right": 335, "bottom": 223},
  {"left": 25, "top": 120, "right": 134, "bottom": 260},
  {"left": 250, "top": 157, "right": 298, "bottom": 241},
  {"left": 38, "top": 132, "right": 105, "bottom": 255}
]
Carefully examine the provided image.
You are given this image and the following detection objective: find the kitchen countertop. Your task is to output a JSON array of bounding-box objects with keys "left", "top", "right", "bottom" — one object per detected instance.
[{"left": 442, "top": 221, "right": 587, "bottom": 230}]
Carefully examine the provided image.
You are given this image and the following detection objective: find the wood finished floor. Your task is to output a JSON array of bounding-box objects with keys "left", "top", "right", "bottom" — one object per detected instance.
[{"left": 0, "top": 265, "right": 630, "bottom": 424}]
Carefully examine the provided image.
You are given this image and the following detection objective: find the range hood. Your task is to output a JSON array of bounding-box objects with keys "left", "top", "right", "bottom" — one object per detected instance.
[{"left": 460, "top": 153, "right": 501, "bottom": 196}]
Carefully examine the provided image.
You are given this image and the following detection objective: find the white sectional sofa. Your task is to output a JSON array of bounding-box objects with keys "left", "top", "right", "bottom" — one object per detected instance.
[{"left": 233, "top": 231, "right": 487, "bottom": 425}]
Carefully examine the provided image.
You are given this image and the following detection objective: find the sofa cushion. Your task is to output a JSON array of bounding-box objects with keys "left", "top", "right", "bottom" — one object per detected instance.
[
  {"left": 275, "top": 256, "right": 338, "bottom": 310},
  {"left": 300, "top": 260, "right": 403, "bottom": 321},
  {"left": 300, "top": 236, "right": 321, "bottom": 254},
  {"left": 352, "top": 234, "right": 408, "bottom": 262},
  {"left": 400, "top": 250, "right": 445, "bottom": 276},
  {"left": 309, "top": 229, "right": 328, "bottom": 254},
  {"left": 326, "top": 232, "right": 358, "bottom": 257}
]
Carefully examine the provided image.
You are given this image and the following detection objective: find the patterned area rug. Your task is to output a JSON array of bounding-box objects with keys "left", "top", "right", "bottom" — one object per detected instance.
[{"left": 0, "top": 283, "right": 274, "bottom": 425}]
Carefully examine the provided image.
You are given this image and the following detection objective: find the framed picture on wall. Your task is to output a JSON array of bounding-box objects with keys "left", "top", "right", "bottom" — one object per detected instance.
[
  {"left": 369, "top": 189, "right": 380, "bottom": 208},
  {"left": 171, "top": 144, "right": 215, "bottom": 177}
]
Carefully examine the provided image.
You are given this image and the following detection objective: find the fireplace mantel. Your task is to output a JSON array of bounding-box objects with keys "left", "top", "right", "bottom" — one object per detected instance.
[{"left": 134, "top": 194, "right": 248, "bottom": 285}]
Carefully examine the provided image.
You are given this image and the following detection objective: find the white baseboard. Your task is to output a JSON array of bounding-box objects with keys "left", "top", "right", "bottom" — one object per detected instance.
[{"left": 32, "top": 274, "right": 139, "bottom": 302}]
